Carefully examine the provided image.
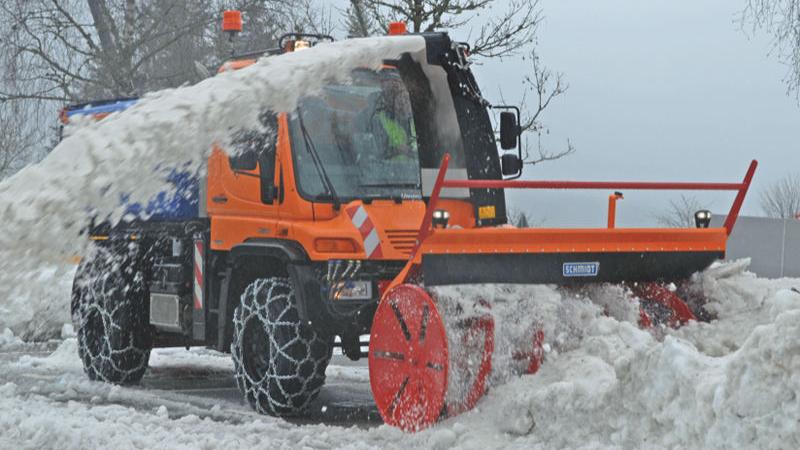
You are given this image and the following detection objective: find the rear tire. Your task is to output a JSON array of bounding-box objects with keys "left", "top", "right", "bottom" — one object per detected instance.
[
  {"left": 71, "top": 243, "right": 152, "bottom": 384},
  {"left": 232, "top": 277, "right": 333, "bottom": 416}
]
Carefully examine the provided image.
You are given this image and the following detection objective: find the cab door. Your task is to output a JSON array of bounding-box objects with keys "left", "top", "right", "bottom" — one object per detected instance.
[{"left": 207, "top": 114, "right": 279, "bottom": 236}]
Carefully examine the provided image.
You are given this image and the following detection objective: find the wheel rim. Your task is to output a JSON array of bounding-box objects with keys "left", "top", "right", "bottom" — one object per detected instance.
[
  {"left": 241, "top": 316, "right": 271, "bottom": 383},
  {"left": 369, "top": 284, "right": 449, "bottom": 432}
]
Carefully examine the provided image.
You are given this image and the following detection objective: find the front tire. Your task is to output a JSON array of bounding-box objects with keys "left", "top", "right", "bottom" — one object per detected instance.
[
  {"left": 232, "top": 277, "right": 333, "bottom": 416},
  {"left": 71, "top": 243, "right": 152, "bottom": 384}
]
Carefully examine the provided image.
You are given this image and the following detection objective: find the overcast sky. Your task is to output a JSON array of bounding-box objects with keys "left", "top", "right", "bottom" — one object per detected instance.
[{"left": 468, "top": 0, "right": 798, "bottom": 226}]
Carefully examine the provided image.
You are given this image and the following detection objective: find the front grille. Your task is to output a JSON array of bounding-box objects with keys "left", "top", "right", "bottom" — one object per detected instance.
[{"left": 385, "top": 229, "right": 418, "bottom": 255}]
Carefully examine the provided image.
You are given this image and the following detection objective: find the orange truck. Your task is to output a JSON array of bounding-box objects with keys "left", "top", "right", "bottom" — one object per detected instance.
[{"left": 68, "top": 16, "right": 756, "bottom": 431}]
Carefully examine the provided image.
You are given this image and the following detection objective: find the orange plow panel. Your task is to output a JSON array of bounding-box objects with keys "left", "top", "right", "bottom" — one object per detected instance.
[{"left": 418, "top": 226, "right": 727, "bottom": 256}]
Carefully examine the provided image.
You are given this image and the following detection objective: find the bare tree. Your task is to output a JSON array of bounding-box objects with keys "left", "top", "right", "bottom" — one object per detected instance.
[
  {"left": 0, "top": 0, "right": 214, "bottom": 101},
  {"left": 346, "top": 0, "right": 378, "bottom": 37},
  {"left": 0, "top": 0, "right": 332, "bottom": 103},
  {"left": 656, "top": 194, "right": 707, "bottom": 228},
  {"left": 507, "top": 207, "right": 544, "bottom": 227},
  {"left": 742, "top": 0, "right": 800, "bottom": 96},
  {"left": 516, "top": 50, "right": 574, "bottom": 166},
  {"left": 350, "top": 0, "right": 540, "bottom": 58},
  {"left": 760, "top": 172, "right": 800, "bottom": 218},
  {"left": 0, "top": 0, "right": 332, "bottom": 172},
  {"left": 0, "top": 102, "right": 38, "bottom": 179},
  {"left": 515, "top": 211, "right": 530, "bottom": 228},
  {"left": 0, "top": 16, "right": 56, "bottom": 177},
  {"left": 288, "top": 0, "right": 335, "bottom": 36}
]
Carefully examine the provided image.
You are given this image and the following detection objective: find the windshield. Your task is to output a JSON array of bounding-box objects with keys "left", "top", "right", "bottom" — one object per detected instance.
[{"left": 289, "top": 68, "right": 422, "bottom": 202}]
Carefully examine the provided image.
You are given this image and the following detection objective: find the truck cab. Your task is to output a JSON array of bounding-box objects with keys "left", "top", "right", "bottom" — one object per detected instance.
[{"left": 69, "top": 29, "right": 518, "bottom": 416}]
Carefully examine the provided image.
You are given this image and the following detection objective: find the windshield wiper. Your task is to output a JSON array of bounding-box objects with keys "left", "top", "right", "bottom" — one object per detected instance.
[
  {"left": 297, "top": 112, "right": 341, "bottom": 210},
  {"left": 360, "top": 193, "right": 420, "bottom": 204},
  {"left": 358, "top": 183, "right": 421, "bottom": 204},
  {"left": 358, "top": 182, "right": 421, "bottom": 189}
]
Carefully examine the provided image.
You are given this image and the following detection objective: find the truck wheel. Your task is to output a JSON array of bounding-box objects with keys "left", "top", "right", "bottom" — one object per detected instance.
[
  {"left": 232, "top": 277, "right": 333, "bottom": 416},
  {"left": 71, "top": 243, "right": 152, "bottom": 384}
]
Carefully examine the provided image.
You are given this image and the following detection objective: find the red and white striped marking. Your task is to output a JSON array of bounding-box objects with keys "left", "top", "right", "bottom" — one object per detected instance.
[
  {"left": 193, "top": 239, "right": 205, "bottom": 310},
  {"left": 346, "top": 204, "right": 383, "bottom": 258}
]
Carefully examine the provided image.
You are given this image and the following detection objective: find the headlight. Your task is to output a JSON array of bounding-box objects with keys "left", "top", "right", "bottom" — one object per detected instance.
[{"left": 432, "top": 209, "right": 450, "bottom": 228}]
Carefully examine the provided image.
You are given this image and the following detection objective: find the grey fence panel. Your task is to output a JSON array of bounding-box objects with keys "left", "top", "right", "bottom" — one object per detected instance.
[
  {"left": 710, "top": 215, "right": 796, "bottom": 278},
  {"left": 783, "top": 219, "right": 800, "bottom": 278}
]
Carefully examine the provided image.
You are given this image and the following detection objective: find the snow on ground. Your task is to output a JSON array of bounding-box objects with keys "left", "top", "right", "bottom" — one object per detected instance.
[{"left": 1, "top": 261, "right": 799, "bottom": 449}]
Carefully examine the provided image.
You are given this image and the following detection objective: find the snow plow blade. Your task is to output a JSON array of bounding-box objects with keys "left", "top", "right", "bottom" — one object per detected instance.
[
  {"left": 369, "top": 154, "right": 757, "bottom": 432},
  {"left": 419, "top": 227, "right": 726, "bottom": 286}
]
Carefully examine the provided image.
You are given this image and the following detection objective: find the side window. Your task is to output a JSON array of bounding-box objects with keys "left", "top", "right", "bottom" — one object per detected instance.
[
  {"left": 228, "top": 149, "right": 258, "bottom": 171},
  {"left": 228, "top": 111, "right": 278, "bottom": 203}
]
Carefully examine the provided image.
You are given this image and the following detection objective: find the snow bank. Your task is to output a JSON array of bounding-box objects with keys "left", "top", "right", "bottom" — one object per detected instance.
[
  {"left": 416, "top": 262, "right": 800, "bottom": 449},
  {"left": 0, "top": 265, "right": 76, "bottom": 341},
  {"left": 0, "top": 328, "right": 24, "bottom": 351},
  {"left": 0, "top": 36, "right": 425, "bottom": 340},
  {"left": 14, "top": 338, "right": 83, "bottom": 372},
  {"left": 1, "top": 262, "right": 799, "bottom": 448}
]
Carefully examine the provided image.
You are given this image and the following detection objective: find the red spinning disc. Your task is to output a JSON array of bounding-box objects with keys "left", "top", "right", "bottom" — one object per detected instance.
[
  {"left": 634, "top": 282, "right": 696, "bottom": 328},
  {"left": 369, "top": 284, "right": 449, "bottom": 431}
]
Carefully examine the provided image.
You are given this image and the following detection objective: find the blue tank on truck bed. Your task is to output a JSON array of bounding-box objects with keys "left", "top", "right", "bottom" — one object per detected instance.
[{"left": 61, "top": 98, "right": 203, "bottom": 221}]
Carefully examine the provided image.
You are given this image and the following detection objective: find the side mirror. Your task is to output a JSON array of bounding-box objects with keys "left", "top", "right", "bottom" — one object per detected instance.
[
  {"left": 499, "top": 112, "right": 519, "bottom": 150},
  {"left": 501, "top": 153, "right": 522, "bottom": 176}
]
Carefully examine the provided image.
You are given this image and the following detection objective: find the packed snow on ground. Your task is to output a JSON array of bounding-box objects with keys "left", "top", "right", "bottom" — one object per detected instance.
[
  {"left": 0, "top": 35, "right": 425, "bottom": 340},
  {"left": 1, "top": 261, "right": 798, "bottom": 449}
]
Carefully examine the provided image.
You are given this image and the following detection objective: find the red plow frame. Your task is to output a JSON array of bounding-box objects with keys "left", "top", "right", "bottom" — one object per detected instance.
[{"left": 369, "top": 155, "right": 757, "bottom": 431}]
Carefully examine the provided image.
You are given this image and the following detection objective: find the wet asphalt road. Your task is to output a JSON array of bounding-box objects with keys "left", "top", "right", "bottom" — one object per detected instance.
[
  {"left": 141, "top": 355, "right": 382, "bottom": 426},
  {"left": 0, "top": 343, "right": 383, "bottom": 428}
]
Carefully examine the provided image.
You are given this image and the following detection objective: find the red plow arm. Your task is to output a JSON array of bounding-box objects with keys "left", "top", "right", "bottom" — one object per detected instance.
[
  {"left": 430, "top": 155, "right": 757, "bottom": 238},
  {"left": 400, "top": 155, "right": 757, "bottom": 288}
]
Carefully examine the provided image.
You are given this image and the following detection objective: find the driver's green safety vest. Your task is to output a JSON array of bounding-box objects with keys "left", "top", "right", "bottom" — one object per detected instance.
[{"left": 377, "top": 112, "right": 409, "bottom": 150}]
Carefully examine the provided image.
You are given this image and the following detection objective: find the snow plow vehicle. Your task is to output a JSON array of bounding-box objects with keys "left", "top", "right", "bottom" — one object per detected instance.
[{"left": 68, "top": 14, "right": 757, "bottom": 432}]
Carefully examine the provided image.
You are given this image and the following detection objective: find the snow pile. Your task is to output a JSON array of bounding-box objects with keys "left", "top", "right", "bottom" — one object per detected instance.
[
  {"left": 0, "top": 265, "right": 76, "bottom": 341},
  {"left": 0, "top": 328, "right": 24, "bottom": 351},
  {"left": 0, "top": 36, "right": 425, "bottom": 340},
  {"left": 14, "top": 338, "right": 83, "bottom": 372},
  {"left": 419, "top": 262, "right": 800, "bottom": 449},
  {"left": 430, "top": 281, "right": 642, "bottom": 390}
]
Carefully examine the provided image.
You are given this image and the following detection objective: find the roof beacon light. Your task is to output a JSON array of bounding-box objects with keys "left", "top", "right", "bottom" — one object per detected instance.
[
  {"left": 388, "top": 21, "right": 407, "bottom": 35},
  {"left": 222, "top": 10, "right": 243, "bottom": 34}
]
